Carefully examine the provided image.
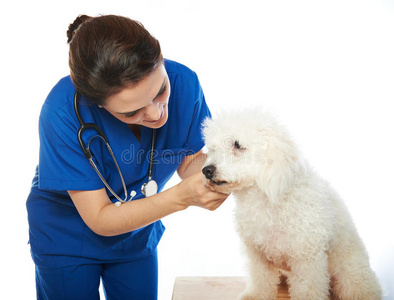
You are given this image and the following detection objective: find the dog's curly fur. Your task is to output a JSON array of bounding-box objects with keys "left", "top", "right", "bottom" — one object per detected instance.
[{"left": 202, "top": 109, "right": 382, "bottom": 300}]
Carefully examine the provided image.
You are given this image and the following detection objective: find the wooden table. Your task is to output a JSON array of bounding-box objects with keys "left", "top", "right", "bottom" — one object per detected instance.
[{"left": 172, "top": 277, "right": 290, "bottom": 300}]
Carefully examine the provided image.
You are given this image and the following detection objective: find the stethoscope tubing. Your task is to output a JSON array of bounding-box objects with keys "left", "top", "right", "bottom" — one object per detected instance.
[{"left": 73, "top": 91, "right": 157, "bottom": 202}]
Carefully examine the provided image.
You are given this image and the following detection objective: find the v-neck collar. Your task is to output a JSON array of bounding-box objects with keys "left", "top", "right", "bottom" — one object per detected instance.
[
  {"left": 123, "top": 122, "right": 151, "bottom": 150},
  {"left": 97, "top": 105, "right": 153, "bottom": 152},
  {"left": 128, "top": 124, "right": 142, "bottom": 143}
]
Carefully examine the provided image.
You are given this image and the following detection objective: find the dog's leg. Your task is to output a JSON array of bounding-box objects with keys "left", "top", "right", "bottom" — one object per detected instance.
[
  {"left": 329, "top": 240, "right": 382, "bottom": 300},
  {"left": 239, "top": 245, "right": 279, "bottom": 300},
  {"left": 287, "top": 251, "right": 331, "bottom": 300}
]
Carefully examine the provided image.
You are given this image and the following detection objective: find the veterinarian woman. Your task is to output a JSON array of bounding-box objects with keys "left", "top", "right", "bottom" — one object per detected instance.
[{"left": 26, "top": 14, "right": 229, "bottom": 300}]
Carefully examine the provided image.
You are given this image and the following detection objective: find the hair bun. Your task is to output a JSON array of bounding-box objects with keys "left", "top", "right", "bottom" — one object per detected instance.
[{"left": 67, "top": 15, "right": 93, "bottom": 44}]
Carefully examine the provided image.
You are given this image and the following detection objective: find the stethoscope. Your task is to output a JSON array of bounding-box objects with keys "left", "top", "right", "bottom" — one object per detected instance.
[{"left": 73, "top": 91, "right": 158, "bottom": 207}]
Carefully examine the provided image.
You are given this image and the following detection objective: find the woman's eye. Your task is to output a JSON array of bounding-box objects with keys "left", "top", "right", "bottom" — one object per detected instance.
[
  {"left": 157, "top": 84, "right": 167, "bottom": 97},
  {"left": 124, "top": 110, "right": 140, "bottom": 118},
  {"left": 234, "top": 141, "right": 244, "bottom": 150}
]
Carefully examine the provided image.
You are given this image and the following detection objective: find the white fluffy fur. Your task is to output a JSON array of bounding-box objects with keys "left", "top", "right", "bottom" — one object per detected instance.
[{"left": 202, "top": 109, "right": 382, "bottom": 300}]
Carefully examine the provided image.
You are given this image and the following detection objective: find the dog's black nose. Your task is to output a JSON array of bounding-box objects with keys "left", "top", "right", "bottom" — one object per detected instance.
[{"left": 202, "top": 165, "right": 216, "bottom": 179}]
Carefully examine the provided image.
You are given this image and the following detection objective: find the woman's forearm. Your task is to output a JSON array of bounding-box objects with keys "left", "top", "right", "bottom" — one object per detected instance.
[
  {"left": 69, "top": 172, "right": 228, "bottom": 237},
  {"left": 95, "top": 185, "right": 186, "bottom": 236},
  {"left": 177, "top": 151, "right": 207, "bottom": 179}
]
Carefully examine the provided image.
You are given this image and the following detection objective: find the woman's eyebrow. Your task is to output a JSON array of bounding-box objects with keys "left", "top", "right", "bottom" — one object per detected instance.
[{"left": 117, "top": 78, "right": 167, "bottom": 115}]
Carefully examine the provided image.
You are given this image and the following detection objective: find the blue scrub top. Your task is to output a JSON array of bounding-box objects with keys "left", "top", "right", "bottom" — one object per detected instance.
[{"left": 26, "top": 59, "right": 211, "bottom": 268}]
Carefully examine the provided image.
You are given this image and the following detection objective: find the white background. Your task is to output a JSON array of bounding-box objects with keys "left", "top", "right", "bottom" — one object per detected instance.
[{"left": 1, "top": 0, "right": 393, "bottom": 299}]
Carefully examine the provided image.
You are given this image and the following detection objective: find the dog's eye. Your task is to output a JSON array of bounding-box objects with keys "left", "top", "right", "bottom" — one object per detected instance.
[{"left": 234, "top": 141, "right": 245, "bottom": 150}]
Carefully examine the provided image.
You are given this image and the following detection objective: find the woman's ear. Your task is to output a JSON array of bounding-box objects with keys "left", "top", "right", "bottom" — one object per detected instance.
[{"left": 256, "top": 136, "right": 298, "bottom": 204}]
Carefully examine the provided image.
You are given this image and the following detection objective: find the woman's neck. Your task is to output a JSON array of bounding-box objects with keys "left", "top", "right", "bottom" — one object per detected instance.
[{"left": 128, "top": 124, "right": 142, "bottom": 142}]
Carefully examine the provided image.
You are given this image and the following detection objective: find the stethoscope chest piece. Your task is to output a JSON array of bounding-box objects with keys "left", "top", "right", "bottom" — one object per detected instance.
[{"left": 141, "top": 180, "right": 158, "bottom": 197}]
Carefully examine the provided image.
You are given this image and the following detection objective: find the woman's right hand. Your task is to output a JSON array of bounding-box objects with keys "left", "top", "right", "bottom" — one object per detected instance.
[{"left": 175, "top": 172, "right": 230, "bottom": 211}]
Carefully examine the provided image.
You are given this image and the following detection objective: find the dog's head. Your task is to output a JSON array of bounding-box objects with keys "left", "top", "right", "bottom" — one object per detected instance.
[{"left": 202, "top": 109, "right": 300, "bottom": 203}]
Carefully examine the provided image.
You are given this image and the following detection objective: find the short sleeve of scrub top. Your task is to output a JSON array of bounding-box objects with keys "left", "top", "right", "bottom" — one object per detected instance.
[
  {"left": 38, "top": 77, "right": 105, "bottom": 192},
  {"left": 26, "top": 59, "right": 211, "bottom": 268}
]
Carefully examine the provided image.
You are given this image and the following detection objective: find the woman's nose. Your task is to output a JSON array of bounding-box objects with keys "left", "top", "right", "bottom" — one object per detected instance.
[{"left": 144, "top": 102, "right": 162, "bottom": 121}]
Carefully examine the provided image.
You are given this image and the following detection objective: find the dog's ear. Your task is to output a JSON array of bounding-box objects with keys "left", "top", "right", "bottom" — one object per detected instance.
[
  {"left": 256, "top": 133, "right": 298, "bottom": 203},
  {"left": 202, "top": 117, "right": 214, "bottom": 141}
]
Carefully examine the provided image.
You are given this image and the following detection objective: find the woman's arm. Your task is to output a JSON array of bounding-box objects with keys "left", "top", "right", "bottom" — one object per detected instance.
[
  {"left": 69, "top": 149, "right": 228, "bottom": 237},
  {"left": 68, "top": 171, "right": 228, "bottom": 237},
  {"left": 177, "top": 149, "right": 207, "bottom": 179}
]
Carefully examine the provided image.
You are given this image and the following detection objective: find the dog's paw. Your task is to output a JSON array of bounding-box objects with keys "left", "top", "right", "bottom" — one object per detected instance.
[
  {"left": 238, "top": 293, "right": 256, "bottom": 300},
  {"left": 238, "top": 291, "right": 270, "bottom": 300}
]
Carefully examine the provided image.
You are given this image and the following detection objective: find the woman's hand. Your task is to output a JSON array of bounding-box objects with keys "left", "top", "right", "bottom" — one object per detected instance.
[
  {"left": 175, "top": 172, "right": 230, "bottom": 211},
  {"left": 68, "top": 150, "right": 229, "bottom": 237}
]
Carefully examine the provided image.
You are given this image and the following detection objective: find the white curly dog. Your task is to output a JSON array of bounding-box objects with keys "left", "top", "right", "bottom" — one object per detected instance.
[{"left": 202, "top": 109, "right": 382, "bottom": 300}]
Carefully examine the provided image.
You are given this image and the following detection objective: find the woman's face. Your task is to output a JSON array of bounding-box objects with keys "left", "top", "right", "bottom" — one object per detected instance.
[{"left": 102, "top": 63, "right": 170, "bottom": 128}]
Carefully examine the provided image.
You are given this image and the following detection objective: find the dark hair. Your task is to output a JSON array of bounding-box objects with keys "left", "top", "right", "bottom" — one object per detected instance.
[{"left": 67, "top": 14, "right": 163, "bottom": 105}]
